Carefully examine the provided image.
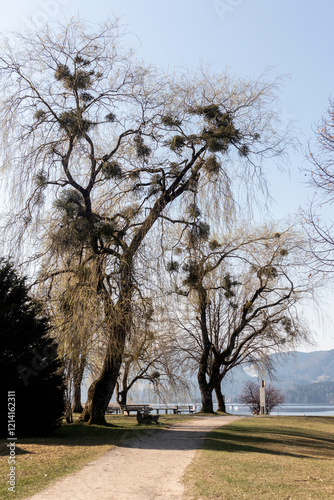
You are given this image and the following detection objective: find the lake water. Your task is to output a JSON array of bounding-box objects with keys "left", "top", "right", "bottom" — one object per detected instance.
[
  {"left": 107, "top": 402, "right": 334, "bottom": 416},
  {"left": 224, "top": 403, "right": 334, "bottom": 417}
]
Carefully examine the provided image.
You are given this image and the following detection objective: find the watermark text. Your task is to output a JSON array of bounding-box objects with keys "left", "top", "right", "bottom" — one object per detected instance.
[
  {"left": 212, "top": 0, "right": 245, "bottom": 22},
  {"left": 7, "top": 391, "right": 16, "bottom": 493},
  {"left": 22, "top": 0, "right": 72, "bottom": 29}
]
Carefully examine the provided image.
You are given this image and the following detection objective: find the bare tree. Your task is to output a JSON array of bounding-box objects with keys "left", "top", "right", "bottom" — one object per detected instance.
[
  {"left": 239, "top": 380, "right": 285, "bottom": 414},
  {"left": 164, "top": 225, "right": 312, "bottom": 413},
  {"left": 0, "top": 19, "right": 289, "bottom": 424},
  {"left": 302, "top": 97, "right": 334, "bottom": 275}
]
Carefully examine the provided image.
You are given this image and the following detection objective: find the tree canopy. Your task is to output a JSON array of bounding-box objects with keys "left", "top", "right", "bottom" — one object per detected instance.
[
  {"left": 302, "top": 98, "right": 334, "bottom": 277},
  {"left": 162, "top": 224, "right": 312, "bottom": 412}
]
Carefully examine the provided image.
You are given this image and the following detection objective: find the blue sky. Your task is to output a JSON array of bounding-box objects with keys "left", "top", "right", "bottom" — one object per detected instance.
[{"left": 1, "top": 0, "right": 334, "bottom": 350}]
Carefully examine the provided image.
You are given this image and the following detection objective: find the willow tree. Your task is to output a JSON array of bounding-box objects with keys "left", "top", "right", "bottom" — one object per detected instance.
[
  {"left": 0, "top": 19, "right": 288, "bottom": 424},
  {"left": 49, "top": 261, "right": 106, "bottom": 414}
]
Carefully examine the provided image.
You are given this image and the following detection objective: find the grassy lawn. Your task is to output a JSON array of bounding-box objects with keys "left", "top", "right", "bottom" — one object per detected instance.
[
  {"left": 184, "top": 416, "right": 334, "bottom": 499},
  {"left": 0, "top": 413, "right": 191, "bottom": 499}
]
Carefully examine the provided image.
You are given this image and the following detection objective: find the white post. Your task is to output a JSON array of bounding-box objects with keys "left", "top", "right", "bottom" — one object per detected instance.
[{"left": 260, "top": 379, "right": 266, "bottom": 415}]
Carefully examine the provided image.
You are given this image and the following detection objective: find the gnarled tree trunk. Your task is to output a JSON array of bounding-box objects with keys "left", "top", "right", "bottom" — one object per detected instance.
[
  {"left": 196, "top": 283, "right": 215, "bottom": 413},
  {"left": 81, "top": 351, "right": 124, "bottom": 424},
  {"left": 198, "top": 370, "right": 214, "bottom": 413}
]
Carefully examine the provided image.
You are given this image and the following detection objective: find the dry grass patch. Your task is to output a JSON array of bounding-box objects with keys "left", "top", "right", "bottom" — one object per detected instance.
[{"left": 184, "top": 416, "right": 334, "bottom": 499}]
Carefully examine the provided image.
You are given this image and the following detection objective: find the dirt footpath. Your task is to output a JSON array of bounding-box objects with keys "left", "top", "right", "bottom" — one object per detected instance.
[{"left": 25, "top": 415, "right": 242, "bottom": 500}]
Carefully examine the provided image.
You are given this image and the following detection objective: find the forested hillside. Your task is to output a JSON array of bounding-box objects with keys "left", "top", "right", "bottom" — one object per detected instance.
[{"left": 285, "top": 381, "right": 334, "bottom": 404}]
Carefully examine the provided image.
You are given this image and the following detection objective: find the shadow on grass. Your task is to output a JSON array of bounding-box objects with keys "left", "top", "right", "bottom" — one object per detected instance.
[
  {"left": 0, "top": 415, "right": 172, "bottom": 453},
  {"left": 16, "top": 424, "right": 152, "bottom": 447},
  {"left": 1, "top": 416, "right": 231, "bottom": 453},
  {"left": 204, "top": 433, "right": 320, "bottom": 460},
  {"left": 0, "top": 415, "right": 185, "bottom": 455},
  {"left": 261, "top": 417, "right": 334, "bottom": 444},
  {"left": 113, "top": 416, "right": 334, "bottom": 458},
  {"left": 3, "top": 416, "right": 333, "bottom": 459},
  {"left": 223, "top": 418, "right": 334, "bottom": 447},
  {"left": 204, "top": 417, "right": 334, "bottom": 460},
  {"left": 0, "top": 446, "right": 32, "bottom": 456},
  {"left": 0, "top": 422, "right": 154, "bottom": 456}
]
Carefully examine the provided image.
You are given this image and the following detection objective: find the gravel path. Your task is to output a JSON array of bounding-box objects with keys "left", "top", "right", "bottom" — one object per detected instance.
[{"left": 25, "top": 415, "right": 242, "bottom": 500}]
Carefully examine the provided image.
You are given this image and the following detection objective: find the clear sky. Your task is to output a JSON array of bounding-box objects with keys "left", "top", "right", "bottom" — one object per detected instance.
[{"left": 1, "top": 0, "right": 334, "bottom": 351}]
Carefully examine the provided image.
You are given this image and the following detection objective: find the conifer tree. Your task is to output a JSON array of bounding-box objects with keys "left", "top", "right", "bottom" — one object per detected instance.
[{"left": 0, "top": 260, "right": 64, "bottom": 436}]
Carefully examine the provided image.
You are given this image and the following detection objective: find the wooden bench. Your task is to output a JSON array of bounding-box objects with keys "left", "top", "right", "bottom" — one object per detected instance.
[
  {"left": 106, "top": 403, "right": 153, "bottom": 415},
  {"left": 121, "top": 404, "right": 153, "bottom": 416},
  {"left": 172, "top": 405, "right": 195, "bottom": 414},
  {"left": 154, "top": 406, "right": 172, "bottom": 414},
  {"left": 151, "top": 404, "right": 196, "bottom": 414}
]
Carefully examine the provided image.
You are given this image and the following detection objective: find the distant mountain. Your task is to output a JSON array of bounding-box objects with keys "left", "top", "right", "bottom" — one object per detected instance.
[
  {"left": 221, "top": 349, "right": 334, "bottom": 404},
  {"left": 271, "top": 350, "right": 334, "bottom": 387}
]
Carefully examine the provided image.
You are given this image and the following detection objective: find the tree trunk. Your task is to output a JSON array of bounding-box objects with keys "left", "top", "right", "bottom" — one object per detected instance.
[
  {"left": 72, "top": 379, "right": 83, "bottom": 414},
  {"left": 116, "top": 387, "right": 128, "bottom": 406},
  {"left": 215, "top": 383, "right": 226, "bottom": 413},
  {"left": 116, "top": 356, "right": 132, "bottom": 407},
  {"left": 198, "top": 356, "right": 214, "bottom": 413},
  {"left": 72, "top": 360, "right": 85, "bottom": 413},
  {"left": 80, "top": 307, "right": 129, "bottom": 424},
  {"left": 196, "top": 282, "right": 215, "bottom": 413},
  {"left": 81, "top": 351, "right": 124, "bottom": 424},
  {"left": 198, "top": 371, "right": 214, "bottom": 413}
]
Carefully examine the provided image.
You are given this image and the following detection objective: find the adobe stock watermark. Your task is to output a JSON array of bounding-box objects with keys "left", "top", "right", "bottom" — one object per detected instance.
[
  {"left": 212, "top": 0, "right": 245, "bottom": 22},
  {"left": 22, "top": 0, "right": 72, "bottom": 29},
  {"left": 273, "top": 106, "right": 297, "bottom": 128},
  {"left": 279, "top": 107, "right": 296, "bottom": 127},
  {"left": 7, "top": 391, "right": 16, "bottom": 494}
]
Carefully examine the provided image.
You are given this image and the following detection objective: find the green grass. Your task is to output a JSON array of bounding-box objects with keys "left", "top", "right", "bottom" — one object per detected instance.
[
  {"left": 184, "top": 416, "right": 334, "bottom": 499},
  {"left": 0, "top": 413, "right": 191, "bottom": 499}
]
